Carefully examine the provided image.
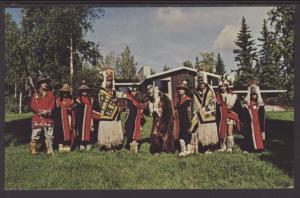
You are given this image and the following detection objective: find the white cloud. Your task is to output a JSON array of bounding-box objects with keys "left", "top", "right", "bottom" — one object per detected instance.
[
  {"left": 154, "top": 7, "right": 188, "bottom": 26},
  {"left": 213, "top": 25, "right": 240, "bottom": 51}
]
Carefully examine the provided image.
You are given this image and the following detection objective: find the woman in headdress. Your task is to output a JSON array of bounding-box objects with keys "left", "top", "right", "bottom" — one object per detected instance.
[
  {"left": 241, "top": 84, "right": 265, "bottom": 153},
  {"left": 94, "top": 68, "right": 123, "bottom": 151},
  {"left": 123, "top": 87, "right": 145, "bottom": 153},
  {"left": 147, "top": 85, "right": 176, "bottom": 154},
  {"left": 74, "top": 81, "right": 94, "bottom": 151},
  {"left": 175, "top": 80, "right": 193, "bottom": 156},
  {"left": 190, "top": 76, "right": 219, "bottom": 154},
  {"left": 215, "top": 78, "right": 242, "bottom": 153},
  {"left": 54, "top": 83, "right": 76, "bottom": 152}
]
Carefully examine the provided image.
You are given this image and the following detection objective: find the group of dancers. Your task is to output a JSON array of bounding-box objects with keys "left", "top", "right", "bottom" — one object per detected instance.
[{"left": 28, "top": 68, "right": 266, "bottom": 156}]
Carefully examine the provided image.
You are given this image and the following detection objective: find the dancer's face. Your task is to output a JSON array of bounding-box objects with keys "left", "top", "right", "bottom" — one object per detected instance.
[
  {"left": 198, "top": 83, "right": 206, "bottom": 90},
  {"left": 220, "top": 85, "right": 227, "bottom": 93},
  {"left": 131, "top": 90, "right": 137, "bottom": 96},
  {"left": 106, "top": 80, "right": 112, "bottom": 88},
  {"left": 179, "top": 89, "right": 185, "bottom": 95},
  {"left": 81, "top": 91, "right": 88, "bottom": 96},
  {"left": 251, "top": 93, "right": 258, "bottom": 100},
  {"left": 40, "top": 82, "right": 48, "bottom": 91}
]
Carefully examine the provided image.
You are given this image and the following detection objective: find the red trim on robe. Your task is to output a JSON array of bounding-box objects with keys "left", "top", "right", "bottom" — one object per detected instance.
[
  {"left": 126, "top": 93, "right": 143, "bottom": 141},
  {"left": 216, "top": 94, "right": 240, "bottom": 141},
  {"left": 56, "top": 98, "right": 75, "bottom": 144},
  {"left": 248, "top": 103, "right": 264, "bottom": 150},
  {"left": 76, "top": 96, "right": 93, "bottom": 142},
  {"left": 175, "top": 95, "right": 192, "bottom": 139}
]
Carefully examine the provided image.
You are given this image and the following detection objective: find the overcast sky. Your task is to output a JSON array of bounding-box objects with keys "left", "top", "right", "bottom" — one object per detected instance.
[{"left": 7, "top": 6, "right": 273, "bottom": 73}]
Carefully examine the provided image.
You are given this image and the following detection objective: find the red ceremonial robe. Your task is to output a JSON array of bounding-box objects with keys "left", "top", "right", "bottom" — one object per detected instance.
[
  {"left": 75, "top": 96, "right": 93, "bottom": 142},
  {"left": 216, "top": 93, "right": 240, "bottom": 141},
  {"left": 124, "top": 93, "right": 144, "bottom": 141},
  {"left": 55, "top": 97, "right": 76, "bottom": 145},
  {"left": 243, "top": 103, "right": 265, "bottom": 151}
]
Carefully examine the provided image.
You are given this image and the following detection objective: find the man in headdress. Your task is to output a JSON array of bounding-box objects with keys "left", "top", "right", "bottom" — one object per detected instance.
[
  {"left": 123, "top": 87, "right": 144, "bottom": 153},
  {"left": 30, "top": 75, "right": 55, "bottom": 156},
  {"left": 215, "top": 78, "right": 241, "bottom": 153},
  {"left": 175, "top": 80, "right": 193, "bottom": 156},
  {"left": 74, "top": 80, "right": 94, "bottom": 151},
  {"left": 94, "top": 68, "right": 123, "bottom": 151},
  {"left": 241, "top": 84, "right": 265, "bottom": 153},
  {"left": 190, "top": 75, "right": 219, "bottom": 154},
  {"left": 54, "top": 83, "right": 75, "bottom": 152}
]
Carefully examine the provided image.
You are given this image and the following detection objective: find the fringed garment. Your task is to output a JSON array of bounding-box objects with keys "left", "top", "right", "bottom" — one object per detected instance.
[
  {"left": 190, "top": 87, "right": 218, "bottom": 146},
  {"left": 93, "top": 87, "right": 123, "bottom": 149}
]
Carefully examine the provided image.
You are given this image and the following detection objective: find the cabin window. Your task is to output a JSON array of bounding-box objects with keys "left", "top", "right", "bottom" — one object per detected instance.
[{"left": 155, "top": 80, "right": 169, "bottom": 94}]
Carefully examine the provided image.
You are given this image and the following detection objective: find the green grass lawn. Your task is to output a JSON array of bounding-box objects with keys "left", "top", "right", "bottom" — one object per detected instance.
[
  {"left": 5, "top": 112, "right": 33, "bottom": 122},
  {"left": 4, "top": 111, "right": 294, "bottom": 189},
  {"left": 266, "top": 111, "right": 294, "bottom": 121}
]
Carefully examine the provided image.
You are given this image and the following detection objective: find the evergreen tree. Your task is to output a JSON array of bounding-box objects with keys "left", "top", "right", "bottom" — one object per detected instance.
[
  {"left": 194, "top": 56, "right": 200, "bottom": 70},
  {"left": 163, "top": 64, "right": 170, "bottom": 71},
  {"left": 215, "top": 52, "right": 226, "bottom": 75},
  {"left": 257, "top": 19, "right": 281, "bottom": 90},
  {"left": 115, "top": 46, "right": 137, "bottom": 79},
  {"left": 182, "top": 60, "right": 193, "bottom": 68},
  {"left": 198, "top": 52, "right": 215, "bottom": 72},
  {"left": 233, "top": 16, "right": 257, "bottom": 89},
  {"left": 268, "top": 6, "right": 295, "bottom": 105}
]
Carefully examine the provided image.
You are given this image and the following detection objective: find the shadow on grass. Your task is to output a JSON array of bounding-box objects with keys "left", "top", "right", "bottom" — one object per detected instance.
[
  {"left": 235, "top": 119, "right": 294, "bottom": 177},
  {"left": 5, "top": 118, "right": 32, "bottom": 146}
]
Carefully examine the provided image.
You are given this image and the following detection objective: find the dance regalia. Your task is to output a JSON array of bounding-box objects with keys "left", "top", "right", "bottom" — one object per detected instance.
[
  {"left": 177, "top": 95, "right": 192, "bottom": 144},
  {"left": 74, "top": 95, "right": 94, "bottom": 143},
  {"left": 150, "top": 93, "right": 176, "bottom": 154},
  {"left": 124, "top": 93, "right": 144, "bottom": 142},
  {"left": 215, "top": 92, "right": 241, "bottom": 141},
  {"left": 242, "top": 102, "right": 265, "bottom": 152},
  {"left": 30, "top": 91, "right": 55, "bottom": 129},
  {"left": 54, "top": 97, "right": 76, "bottom": 146},
  {"left": 93, "top": 87, "right": 123, "bottom": 149},
  {"left": 191, "top": 87, "right": 218, "bottom": 146}
]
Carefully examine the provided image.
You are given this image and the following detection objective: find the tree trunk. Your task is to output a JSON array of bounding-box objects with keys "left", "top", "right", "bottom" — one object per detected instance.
[
  {"left": 14, "top": 83, "right": 17, "bottom": 98},
  {"left": 70, "top": 36, "right": 74, "bottom": 82},
  {"left": 19, "top": 91, "right": 22, "bottom": 114}
]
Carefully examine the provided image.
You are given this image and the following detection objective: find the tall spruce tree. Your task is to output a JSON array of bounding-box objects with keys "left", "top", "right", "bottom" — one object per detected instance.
[
  {"left": 268, "top": 6, "right": 295, "bottom": 105},
  {"left": 194, "top": 56, "right": 200, "bottom": 70},
  {"left": 257, "top": 19, "right": 281, "bottom": 90},
  {"left": 233, "top": 16, "right": 257, "bottom": 89},
  {"left": 215, "top": 52, "right": 226, "bottom": 75}
]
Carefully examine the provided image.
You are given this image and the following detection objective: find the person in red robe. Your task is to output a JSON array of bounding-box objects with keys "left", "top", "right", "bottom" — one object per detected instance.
[
  {"left": 215, "top": 79, "right": 242, "bottom": 153},
  {"left": 175, "top": 81, "right": 193, "bottom": 157},
  {"left": 124, "top": 87, "right": 144, "bottom": 153},
  {"left": 241, "top": 85, "right": 265, "bottom": 153},
  {"left": 54, "top": 83, "right": 76, "bottom": 152},
  {"left": 30, "top": 75, "right": 55, "bottom": 156},
  {"left": 74, "top": 81, "right": 94, "bottom": 151}
]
